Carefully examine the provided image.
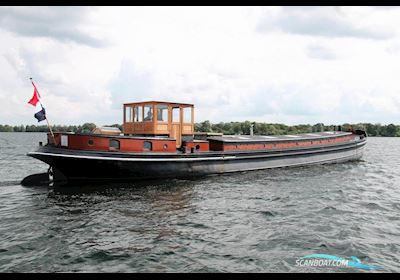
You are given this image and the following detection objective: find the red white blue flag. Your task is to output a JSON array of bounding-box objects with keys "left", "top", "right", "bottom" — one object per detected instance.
[{"left": 28, "top": 81, "right": 46, "bottom": 122}]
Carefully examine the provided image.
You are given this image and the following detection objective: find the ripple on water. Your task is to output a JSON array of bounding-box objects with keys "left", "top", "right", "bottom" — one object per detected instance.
[{"left": 0, "top": 135, "right": 399, "bottom": 272}]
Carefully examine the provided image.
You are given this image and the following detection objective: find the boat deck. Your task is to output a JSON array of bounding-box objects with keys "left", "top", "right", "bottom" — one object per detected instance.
[{"left": 208, "top": 131, "right": 352, "bottom": 143}]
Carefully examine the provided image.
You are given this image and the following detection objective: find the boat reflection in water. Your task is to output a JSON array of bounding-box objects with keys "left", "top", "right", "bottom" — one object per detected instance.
[{"left": 26, "top": 101, "right": 367, "bottom": 186}]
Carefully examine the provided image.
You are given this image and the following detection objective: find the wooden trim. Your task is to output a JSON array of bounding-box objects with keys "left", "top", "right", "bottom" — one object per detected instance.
[
  {"left": 123, "top": 101, "right": 194, "bottom": 107},
  {"left": 123, "top": 105, "right": 126, "bottom": 124},
  {"left": 179, "top": 105, "right": 183, "bottom": 140},
  {"left": 152, "top": 104, "right": 156, "bottom": 128}
]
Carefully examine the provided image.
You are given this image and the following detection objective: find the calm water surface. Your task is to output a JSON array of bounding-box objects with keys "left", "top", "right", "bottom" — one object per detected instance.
[{"left": 0, "top": 132, "right": 399, "bottom": 272}]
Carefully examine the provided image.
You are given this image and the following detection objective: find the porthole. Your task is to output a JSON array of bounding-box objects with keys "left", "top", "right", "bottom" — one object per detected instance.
[
  {"left": 88, "top": 139, "right": 94, "bottom": 146},
  {"left": 163, "top": 144, "right": 168, "bottom": 150},
  {"left": 195, "top": 145, "right": 200, "bottom": 150}
]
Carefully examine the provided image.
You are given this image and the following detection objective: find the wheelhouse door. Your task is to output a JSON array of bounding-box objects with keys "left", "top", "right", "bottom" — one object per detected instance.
[{"left": 171, "top": 106, "right": 182, "bottom": 148}]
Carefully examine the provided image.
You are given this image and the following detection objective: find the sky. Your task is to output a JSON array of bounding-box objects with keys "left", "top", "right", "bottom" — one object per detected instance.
[{"left": 1, "top": 6, "right": 400, "bottom": 126}]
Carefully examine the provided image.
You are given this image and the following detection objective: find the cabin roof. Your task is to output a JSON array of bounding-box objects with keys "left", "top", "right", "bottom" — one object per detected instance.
[
  {"left": 208, "top": 131, "right": 352, "bottom": 143},
  {"left": 123, "top": 100, "right": 194, "bottom": 107}
]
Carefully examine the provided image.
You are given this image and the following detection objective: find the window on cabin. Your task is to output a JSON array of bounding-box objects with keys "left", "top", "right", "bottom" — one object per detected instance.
[
  {"left": 144, "top": 105, "right": 153, "bottom": 121},
  {"left": 109, "top": 139, "right": 120, "bottom": 151},
  {"left": 125, "top": 107, "right": 132, "bottom": 122},
  {"left": 183, "top": 107, "right": 192, "bottom": 123},
  {"left": 157, "top": 105, "right": 168, "bottom": 122},
  {"left": 172, "top": 107, "right": 180, "bottom": 122},
  {"left": 143, "top": 141, "right": 152, "bottom": 151}
]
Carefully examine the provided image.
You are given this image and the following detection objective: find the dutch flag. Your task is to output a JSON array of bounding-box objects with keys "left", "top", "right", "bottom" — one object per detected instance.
[{"left": 28, "top": 80, "right": 46, "bottom": 122}]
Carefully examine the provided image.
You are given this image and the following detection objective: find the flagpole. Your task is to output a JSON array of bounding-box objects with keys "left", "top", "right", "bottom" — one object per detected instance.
[
  {"left": 43, "top": 108, "right": 56, "bottom": 145},
  {"left": 30, "top": 78, "right": 57, "bottom": 145}
]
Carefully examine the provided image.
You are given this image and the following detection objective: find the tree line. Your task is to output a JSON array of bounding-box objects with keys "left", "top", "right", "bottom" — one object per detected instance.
[
  {"left": 196, "top": 121, "right": 400, "bottom": 137},
  {"left": 0, "top": 123, "right": 121, "bottom": 134},
  {"left": 195, "top": 121, "right": 400, "bottom": 137},
  {"left": 0, "top": 122, "right": 399, "bottom": 137}
]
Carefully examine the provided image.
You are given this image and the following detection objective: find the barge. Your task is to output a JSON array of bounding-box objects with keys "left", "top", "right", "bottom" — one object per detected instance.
[{"left": 27, "top": 101, "right": 367, "bottom": 185}]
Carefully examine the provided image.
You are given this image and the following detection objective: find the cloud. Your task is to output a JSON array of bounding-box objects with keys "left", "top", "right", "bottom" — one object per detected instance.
[
  {"left": 0, "top": 37, "right": 118, "bottom": 125},
  {"left": 256, "top": 6, "right": 393, "bottom": 40},
  {"left": 306, "top": 44, "right": 336, "bottom": 60},
  {"left": 1, "top": 6, "right": 400, "bottom": 126},
  {"left": 0, "top": 6, "right": 108, "bottom": 48},
  {"left": 108, "top": 59, "right": 154, "bottom": 109},
  {"left": 3, "top": 47, "right": 47, "bottom": 84}
]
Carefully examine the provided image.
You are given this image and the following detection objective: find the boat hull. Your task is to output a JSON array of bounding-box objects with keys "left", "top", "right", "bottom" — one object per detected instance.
[{"left": 28, "top": 139, "right": 366, "bottom": 185}]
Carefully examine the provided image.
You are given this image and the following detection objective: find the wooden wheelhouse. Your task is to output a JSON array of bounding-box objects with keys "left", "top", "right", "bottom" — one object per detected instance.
[{"left": 122, "top": 101, "right": 194, "bottom": 148}]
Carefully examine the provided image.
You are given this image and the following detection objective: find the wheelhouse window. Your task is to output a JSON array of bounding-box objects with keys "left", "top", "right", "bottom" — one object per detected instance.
[
  {"left": 156, "top": 105, "right": 168, "bottom": 122},
  {"left": 109, "top": 139, "right": 120, "bottom": 151},
  {"left": 125, "top": 106, "right": 133, "bottom": 122},
  {"left": 183, "top": 107, "right": 192, "bottom": 123},
  {"left": 172, "top": 107, "right": 180, "bottom": 122},
  {"left": 143, "top": 105, "right": 153, "bottom": 121}
]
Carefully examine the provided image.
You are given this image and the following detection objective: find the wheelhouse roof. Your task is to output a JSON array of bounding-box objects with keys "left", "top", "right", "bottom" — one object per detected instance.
[{"left": 123, "top": 101, "right": 194, "bottom": 107}]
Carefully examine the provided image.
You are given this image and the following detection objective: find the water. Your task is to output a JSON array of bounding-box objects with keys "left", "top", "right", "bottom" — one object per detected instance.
[{"left": 0, "top": 132, "right": 399, "bottom": 272}]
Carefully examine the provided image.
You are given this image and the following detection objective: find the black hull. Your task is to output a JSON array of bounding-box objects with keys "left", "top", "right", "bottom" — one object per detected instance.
[{"left": 28, "top": 139, "right": 367, "bottom": 186}]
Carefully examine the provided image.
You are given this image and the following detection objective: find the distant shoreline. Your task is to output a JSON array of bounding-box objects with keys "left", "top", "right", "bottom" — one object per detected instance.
[{"left": 1, "top": 122, "right": 399, "bottom": 137}]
